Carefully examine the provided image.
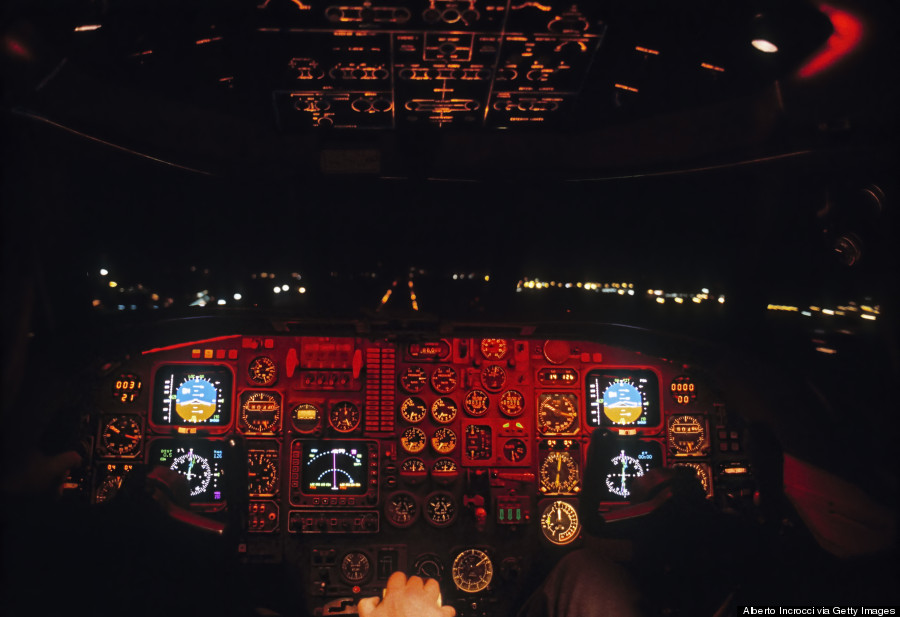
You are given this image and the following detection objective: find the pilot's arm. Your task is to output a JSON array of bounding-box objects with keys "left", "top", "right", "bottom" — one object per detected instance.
[{"left": 358, "top": 571, "right": 456, "bottom": 617}]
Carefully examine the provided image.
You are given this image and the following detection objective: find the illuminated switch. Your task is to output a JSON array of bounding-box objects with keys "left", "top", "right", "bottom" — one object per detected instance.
[
  {"left": 204, "top": 349, "right": 214, "bottom": 359},
  {"left": 216, "top": 350, "right": 225, "bottom": 359},
  {"left": 730, "top": 442, "right": 741, "bottom": 452},
  {"left": 192, "top": 349, "right": 201, "bottom": 358},
  {"left": 228, "top": 350, "right": 238, "bottom": 359},
  {"left": 580, "top": 353, "right": 591, "bottom": 362},
  {"left": 717, "top": 430, "right": 728, "bottom": 441},
  {"left": 729, "top": 431, "right": 739, "bottom": 440},
  {"left": 264, "top": 339, "right": 274, "bottom": 349},
  {"left": 719, "top": 442, "right": 728, "bottom": 452},
  {"left": 242, "top": 338, "right": 259, "bottom": 349},
  {"left": 592, "top": 353, "right": 603, "bottom": 363}
]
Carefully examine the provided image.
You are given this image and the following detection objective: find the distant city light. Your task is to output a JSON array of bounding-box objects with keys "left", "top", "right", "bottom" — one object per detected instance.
[
  {"left": 656, "top": 297, "right": 665, "bottom": 304},
  {"left": 822, "top": 309, "right": 835, "bottom": 316},
  {"left": 484, "top": 275, "right": 490, "bottom": 282},
  {"left": 801, "top": 311, "right": 812, "bottom": 316},
  {"left": 861, "top": 314, "right": 876, "bottom": 321},
  {"left": 109, "top": 281, "right": 117, "bottom": 288},
  {"left": 298, "top": 287, "right": 306, "bottom": 294},
  {"left": 273, "top": 286, "right": 281, "bottom": 294},
  {"left": 92, "top": 299, "right": 101, "bottom": 307},
  {"left": 751, "top": 39, "right": 779, "bottom": 53},
  {"left": 718, "top": 296, "right": 725, "bottom": 304},
  {"left": 701, "top": 288, "right": 709, "bottom": 294},
  {"left": 233, "top": 293, "right": 242, "bottom": 300},
  {"left": 217, "top": 299, "right": 226, "bottom": 305},
  {"left": 100, "top": 268, "right": 108, "bottom": 276},
  {"left": 674, "top": 297, "right": 684, "bottom": 304},
  {"left": 281, "top": 284, "right": 289, "bottom": 292},
  {"left": 628, "top": 289, "right": 634, "bottom": 296}
]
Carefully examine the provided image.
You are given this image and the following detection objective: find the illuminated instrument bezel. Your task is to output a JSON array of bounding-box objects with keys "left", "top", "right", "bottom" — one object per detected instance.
[
  {"left": 328, "top": 401, "right": 361, "bottom": 433},
  {"left": 463, "top": 389, "right": 490, "bottom": 417},
  {"left": 430, "top": 366, "right": 458, "bottom": 394},
  {"left": 539, "top": 500, "right": 580, "bottom": 545},
  {"left": 384, "top": 491, "right": 419, "bottom": 528},
  {"left": 248, "top": 356, "right": 278, "bottom": 387},
  {"left": 539, "top": 449, "right": 581, "bottom": 495},
  {"left": 431, "top": 457, "right": 459, "bottom": 481},
  {"left": 667, "top": 414, "right": 708, "bottom": 456},
  {"left": 339, "top": 551, "right": 373, "bottom": 584},
  {"left": 150, "top": 364, "right": 233, "bottom": 434},
  {"left": 98, "top": 414, "right": 143, "bottom": 458},
  {"left": 498, "top": 390, "right": 525, "bottom": 417},
  {"left": 94, "top": 462, "right": 136, "bottom": 504},
  {"left": 401, "top": 426, "right": 428, "bottom": 454},
  {"left": 451, "top": 548, "right": 493, "bottom": 594},
  {"left": 400, "top": 397, "right": 428, "bottom": 423},
  {"left": 240, "top": 391, "right": 282, "bottom": 434},
  {"left": 424, "top": 491, "right": 458, "bottom": 527},
  {"left": 247, "top": 447, "right": 280, "bottom": 497},
  {"left": 537, "top": 393, "right": 579, "bottom": 435},
  {"left": 112, "top": 373, "right": 143, "bottom": 404},
  {"left": 147, "top": 438, "right": 226, "bottom": 507},
  {"left": 289, "top": 439, "right": 379, "bottom": 507},
  {"left": 430, "top": 397, "right": 459, "bottom": 424},
  {"left": 480, "top": 365, "right": 507, "bottom": 392},
  {"left": 591, "top": 437, "right": 664, "bottom": 503},
  {"left": 400, "top": 366, "right": 428, "bottom": 393},
  {"left": 584, "top": 368, "right": 661, "bottom": 430},
  {"left": 291, "top": 403, "right": 321, "bottom": 433},
  {"left": 670, "top": 375, "right": 697, "bottom": 405},
  {"left": 672, "top": 462, "right": 713, "bottom": 497},
  {"left": 431, "top": 427, "right": 457, "bottom": 454},
  {"left": 480, "top": 338, "right": 509, "bottom": 360},
  {"left": 502, "top": 438, "right": 528, "bottom": 463}
]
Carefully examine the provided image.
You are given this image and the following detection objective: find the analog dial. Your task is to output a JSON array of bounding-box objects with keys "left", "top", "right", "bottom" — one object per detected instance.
[
  {"left": 540, "top": 500, "right": 580, "bottom": 545},
  {"left": 100, "top": 415, "right": 142, "bottom": 456},
  {"left": 96, "top": 473, "right": 125, "bottom": 503},
  {"left": 498, "top": 390, "right": 525, "bottom": 417},
  {"left": 400, "top": 367, "right": 428, "bottom": 393},
  {"left": 431, "top": 427, "right": 457, "bottom": 454},
  {"left": 385, "top": 491, "right": 418, "bottom": 528},
  {"left": 430, "top": 397, "right": 458, "bottom": 424},
  {"left": 537, "top": 393, "right": 578, "bottom": 434},
  {"left": 452, "top": 549, "right": 493, "bottom": 594},
  {"left": 248, "top": 356, "right": 277, "bottom": 386},
  {"left": 672, "top": 462, "right": 712, "bottom": 496},
  {"left": 667, "top": 415, "right": 707, "bottom": 455},
  {"left": 400, "top": 397, "right": 428, "bottom": 423},
  {"left": 291, "top": 403, "right": 320, "bottom": 433},
  {"left": 329, "top": 401, "right": 360, "bottom": 433},
  {"left": 480, "top": 338, "right": 509, "bottom": 360},
  {"left": 670, "top": 375, "right": 697, "bottom": 405},
  {"left": 241, "top": 392, "right": 281, "bottom": 433},
  {"left": 463, "top": 389, "right": 490, "bottom": 417},
  {"left": 424, "top": 491, "right": 457, "bottom": 527},
  {"left": 431, "top": 457, "right": 458, "bottom": 476},
  {"left": 413, "top": 553, "right": 444, "bottom": 582},
  {"left": 401, "top": 427, "right": 427, "bottom": 454},
  {"left": 502, "top": 438, "right": 527, "bottom": 463},
  {"left": 539, "top": 451, "right": 580, "bottom": 494},
  {"left": 400, "top": 457, "right": 426, "bottom": 473},
  {"left": 431, "top": 366, "right": 458, "bottom": 394},
  {"left": 247, "top": 450, "right": 279, "bottom": 496},
  {"left": 480, "top": 365, "right": 507, "bottom": 392},
  {"left": 340, "top": 551, "right": 372, "bottom": 584}
]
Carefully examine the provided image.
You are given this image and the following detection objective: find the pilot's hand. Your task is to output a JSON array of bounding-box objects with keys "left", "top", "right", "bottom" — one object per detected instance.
[{"left": 358, "top": 571, "right": 456, "bottom": 617}]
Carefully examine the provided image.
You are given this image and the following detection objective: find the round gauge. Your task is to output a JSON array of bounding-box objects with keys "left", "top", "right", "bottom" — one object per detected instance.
[
  {"left": 540, "top": 500, "right": 580, "bottom": 545},
  {"left": 385, "top": 491, "right": 418, "bottom": 528},
  {"left": 605, "top": 451, "right": 646, "bottom": 498},
  {"left": 498, "top": 390, "right": 525, "bottom": 417},
  {"left": 424, "top": 491, "right": 457, "bottom": 527},
  {"left": 672, "top": 462, "right": 712, "bottom": 496},
  {"left": 112, "top": 373, "right": 142, "bottom": 403},
  {"left": 480, "top": 338, "right": 509, "bottom": 360},
  {"left": 329, "top": 401, "right": 360, "bottom": 433},
  {"left": 413, "top": 553, "right": 444, "bottom": 582},
  {"left": 480, "top": 365, "right": 507, "bottom": 392},
  {"left": 537, "top": 393, "right": 578, "bottom": 434},
  {"left": 463, "top": 389, "right": 490, "bottom": 417},
  {"left": 400, "top": 397, "right": 428, "bottom": 423},
  {"left": 431, "top": 427, "right": 457, "bottom": 454},
  {"left": 502, "top": 438, "right": 527, "bottom": 463},
  {"left": 96, "top": 473, "right": 125, "bottom": 503},
  {"left": 170, "top": 448, "right": 212, "bottom": 497},
  {"left": 100, "top": 415, "right": 142, "bottom": 456},
  {"left": 431, "top": 457, "right": 459, "bottom": 479},
  {"left": 247, "top": 450, "right": 279, "bottom": 496},
  {"left": 670, "top": 376, "right": 697, "bottom": 405},
  {"left": 401, "top": 426, "right": 427, "bottom": 454},
  {"left": 248, "top": 356, "right": 277, "bottom": 386},
  {"left": 539, "top": 451, "right": 580, "bottom": 494},
  {"left": 291, "top": 403, "right": 320, "bottom": 433},
  {"left": 452, "top": 549, "right": 493, "bottom": 594},
  {"left": 400, "top": 367, "right": 428, "bottom": 393},
  {"left": 241, "top": 392, "right": 282, "bottom": 433},
  {"left": 340, "top": 551, "right": 372, "bottom": 584},
  {"left": 431, "top": 397, "right": 458, "bottom": 424},
  {"left": 431, "top": 366, "right": 458, "bottom": 394},
  {"left": 667, "top": 415, "right": 707, "bottom": 455},
  {"left": 400, "top": 457, "right": 426, "bottom": 478}
]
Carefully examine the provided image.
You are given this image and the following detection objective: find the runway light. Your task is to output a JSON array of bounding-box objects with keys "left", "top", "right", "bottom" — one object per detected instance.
[
  {"left": 151, "top": 293, "right": 159, "bottom": 301},
  {"left": 701, "top": 288, "right": 709, "bottom": 294},
  {"left": 234, "top": 293, "right": 242, "bottom": 300},
  {"left": 822, "top": 309, "right": 834, "bottom": 315},
  {"left": 692, "top": 297, "right": 702, "bottom": 304},
  {"left": 453, "top": 274, "right": 458, "bottom": 280},
  {"left": 752, "top": 39, "right": 779, "bottom": 53},
  {"left": 100, "top": 268, "right": 109, "bottom": 276}
]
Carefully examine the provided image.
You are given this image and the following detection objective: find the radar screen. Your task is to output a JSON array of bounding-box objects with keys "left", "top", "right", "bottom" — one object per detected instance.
[
  {"left": 300, "top": 441, "right": 369, "bottom": 495},
  {"left": 148, "top": 439, "right": 225, "bottom": 504},
  {"left": 152, "top": 365, "right": 232, "bottom": 427},
  {"left": 585, "top": 369, "right": 660, "bottom": 428}
]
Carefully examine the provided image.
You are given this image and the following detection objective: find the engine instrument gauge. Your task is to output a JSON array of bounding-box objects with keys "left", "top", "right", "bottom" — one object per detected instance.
[
  {"left": 667, "top": 415, "right": 707, "bottom": 455},
  {"left": 401, "top": 427, "right": 427, "bottom": 453},
  {"left": 171, "top": 448, "right": 213, "bottom": 497},
  {"left": 329, "top": 401, "right": 360, "bottom": 433},
  {"left": 431, "top": 427, "right": 457, "bottom": 454},
  {"left": 291, "top": 404, "right": 320, "bottom": 433},
  {"left": 540, "top": 500, "right": 580, "bottom": 545},
  {"left": 400, "top": 367, "right": 428, "bottom": 393},
  {"left": 424, "top": 491, "right": 457, "bottom": 527},
  {"left": 498, "top": 390, "right": 525, "bottom": 417},
  {"left": 670, "top": 375, "right": 697, "bottom": 405},
  {"left": 247, "top": 449, "right": 279, "bottom": 496},
  {"left": 672, "top": 462, "right": 712, "bottom": 497},
  {"left": 463, "top": 389, "right": 490, "bottom": 417},
  {"left": 464, "top": 425, "right": 492, "bottom": 460},
  {"left": 431, "top": 366, "right": 458, "bottom": 394},
  {"left": 537, "top": 393, "right": 578, "bottom": 434},
  {"left": 96, "top": 473, "right": 125, "bottom": 503},
  {"left": 385, "top": 491, "right": 418, "bottom": 528},
  {"left": 112, "top": 373, "right": 142, "bottom": 403},
  {"left": 431, "top": 458, "right": 459, "bottom": 483},
  {"left": 480, "top": 338, "right": 509, "bottom": 360},
  {"left": 400, "top": 397, "right": 428, "bottom": 423},
  {"left": 400, "top": 457, "right": 426, "bottom": 482},
  {"left": 502, "top": 438, "right": 527, "bottom": 463},
  {"left": 480, "top": 365, "right": 507, "bottom": 392},
  {"left": 430, "top": 397, "right": 458, "bottom": 424},
  {"left": 248, "top": 356, "right": 277, "bottom": 386},
  {"left": 452, "top": 549, "right": 493, "bottom": 593},
  {"left": 340, "top": 551, "right": 372, "bottom": 584},
  {"left": 99, "top": 415, "right": 143, "bottom": 457},
  {"left": 539, "top": 451, "right": 580, "bottom": 494},
  {"left": 413, "top": 553, "right": 445, "bottom": 582},
  {"left": 240, "top": 392, "right": 282, "bottom": 433}
]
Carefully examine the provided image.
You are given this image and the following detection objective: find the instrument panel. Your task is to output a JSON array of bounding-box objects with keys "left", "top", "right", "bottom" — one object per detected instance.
[{"left": 89, "top": 334, "right": 750, "bottom": 616}]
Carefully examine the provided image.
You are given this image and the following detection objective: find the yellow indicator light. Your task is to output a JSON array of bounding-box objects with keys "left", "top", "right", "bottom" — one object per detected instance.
[
  {"left": 614, "top": 83, "right": 639, "bottom": 93},
  {"left": 635, "top": 46, "right": 659, "bottom": 55}
]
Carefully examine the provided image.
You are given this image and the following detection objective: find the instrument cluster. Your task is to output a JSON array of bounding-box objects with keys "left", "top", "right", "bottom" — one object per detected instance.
[{"left": 87, "top": 333, "right": 749, "bottom": 616}]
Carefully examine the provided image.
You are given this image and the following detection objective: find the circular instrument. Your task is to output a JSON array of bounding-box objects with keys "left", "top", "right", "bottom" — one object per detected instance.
[
  {"left": 401, "top": 426, "right": 427, "bottom": 454},
  {"left": 170, "top": 448, "right": 212, "bottom": 497},
  {"left": 431, "top": 366, "right": 458, "bottom": 394},
  {"left": 672, "top": 462, "right": 712, "bottom": 496},
  {"left": 431, "top": 427, "right": 457, "bottom": 454},
  {"left": 430, "top": 397, "right": 458, "bottom": 424},
  {"left": 537, "top": 393, "right": 578, "bottom": 434},
  {"left": 539, "top": 451, "right": 580, "bottom": 494},
  {"left": 99, "top": 415, "right": 142, "bottom": 456},
  {"left": 480, "top": 365, "right": 507, "bottom": 392},
  {"left": 241, "top": 392, "right": 281, "bottom": 433},
  {"left": 452, "top": 549, "right": 493, "bottom": 593},
  {"left": 540, "top": 500, "right": 580, "bottom": 545},
  {"left": 502, "top": 438, "right": 527, "bottom": 463},
  {"left": 400, "top": 367, "right": 428, "bottom": 393},
  {"left": 413, "top": 553, "right": 445, "bottom": 582},
  {"left": 480, "top": 338, "right": 509, "bottom": 360},
  {"left": 247, "top": 450, "right": 279, "bottom": 496},
  {"left": 667, "top": 415, "right": 707, "bottom": 454},
  {"left": 424, "top": 491, "right": 457, "bottom": 527},
  {"left": 430, "top": 457, "right": 459, "bottom": 484},
  {"left": 112, "top": 373, "right": 142, "bottom": 403},
  {"left": 400, "top": 397, "right": 428, "bottom": 423},
  {"left": 463, "top": 389, "right": 490, "bottom": 417},
  {"left": 329, "top": 401, "right": 361, "bottom": 433},
  {"left": 291, "top": 403, "right": 320, "bottom": 433},
  {"left": 385, "top": 491, "right": 418, "bottom": 528},
  {"left": 670, "top": 375, "right": 697, "bottom": 405},
  {"left": 400, "top": 457, "right": 426, "bottom": 473},
  {"left": 96, "top": 469, "right": 130, "bottom": 503},
  {"left": 605, "top": 450, "right": 646, "bottom": 498},
  {"left": 498, "top": 390, "right": 525, "bottom": 417},
  {"left": 340, "top": 551, "right": 372, "bottom": 584},
  {"left": 248, "top": 356, "right": 277, "bottom": 386}
]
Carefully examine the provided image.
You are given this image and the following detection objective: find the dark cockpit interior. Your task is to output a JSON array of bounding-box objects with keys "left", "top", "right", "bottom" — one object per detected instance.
[{"left": 1, "top": 1, "right": 898, "bottom": 616}]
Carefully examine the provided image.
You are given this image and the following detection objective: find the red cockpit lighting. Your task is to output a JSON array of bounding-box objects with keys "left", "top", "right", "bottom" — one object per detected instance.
[{"left": 796, "top": 4, "right": 864, "bottom": 78}]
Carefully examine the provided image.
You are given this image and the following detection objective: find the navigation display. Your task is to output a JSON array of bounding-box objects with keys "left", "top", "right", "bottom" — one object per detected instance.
[
  {"left": 591, "top": 437, "right": 663, "bottom": 502},
  {"left": 301, "top": 441, "right": 370, "bottom": 495},
  {"left": 148, "top": 439, "right": 225, "bottom": 504},
  {"left": 585, "top": 369, "right": 660, "bottom": 427},
  {"left": 152, "top": 365, "right": 233, "bottom": 426}
]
